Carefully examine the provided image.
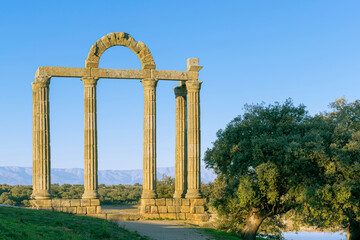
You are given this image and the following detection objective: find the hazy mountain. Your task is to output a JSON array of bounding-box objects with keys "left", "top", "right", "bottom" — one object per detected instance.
[{"left": 0, "top": 166, "right": 216, "bottom": 185}]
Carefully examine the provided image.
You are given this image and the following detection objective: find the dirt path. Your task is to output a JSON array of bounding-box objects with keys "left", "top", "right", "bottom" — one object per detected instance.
[{"left": 117, "top": 220, "right": 216, "bottom": 240}]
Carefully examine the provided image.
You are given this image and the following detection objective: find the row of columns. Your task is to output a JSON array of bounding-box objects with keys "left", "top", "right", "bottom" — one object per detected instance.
[{"left": 31, "top": 76, "right": 203, "bottom": 200}]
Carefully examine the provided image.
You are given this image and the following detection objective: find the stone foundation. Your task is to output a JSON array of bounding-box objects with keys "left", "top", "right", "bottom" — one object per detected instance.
[
  {"left": 30, "top": 197, "right": 210, "bottom": 223},
  {"left": 139, "top": 198, "right": 209, "bottom": 221},
  {"left": 30, "top": 199, "right": 104, "bottom": 218}
]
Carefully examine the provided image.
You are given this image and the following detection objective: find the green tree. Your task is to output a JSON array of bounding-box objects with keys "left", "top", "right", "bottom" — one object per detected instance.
[
  {"left": 156, "top": 174, "right": 175, "bottom": 198},
  {"left": 296, "top": 98, "right": 360, "bottom": 240},
  {"left": 204, "top": 99, "right": 322, "bottom": 240}
]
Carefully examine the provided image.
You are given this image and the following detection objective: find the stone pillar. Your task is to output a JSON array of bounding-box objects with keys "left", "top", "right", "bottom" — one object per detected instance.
[
  {"left": 185, "top": 80, "right": 203, "bottom": 199},
  {"left": 82, "top": 77, "right": 100, "bottom": 199},
  {"left": 141, "top": 78, "right": 158, "bottom": 199},
  {"left": 173, "top": 85, "right": 187, "bottom": 198},
  {"left": 31, "top": 75, "right": 51, "bottom": 200}
]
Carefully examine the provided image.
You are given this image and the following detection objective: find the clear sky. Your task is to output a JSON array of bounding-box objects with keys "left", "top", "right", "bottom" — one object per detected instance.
[{"left": 0, "top": 1, "right": 359, "bottom": 171}]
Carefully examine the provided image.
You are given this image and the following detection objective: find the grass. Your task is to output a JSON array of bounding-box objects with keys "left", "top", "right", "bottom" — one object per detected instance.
[{"left": 0, "top": 206, "right": 149, "bottom": 240}]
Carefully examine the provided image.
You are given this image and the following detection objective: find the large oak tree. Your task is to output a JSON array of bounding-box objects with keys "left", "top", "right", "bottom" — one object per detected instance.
[{"left": 204, "top": 99, "right": 324, "bottom": 240}]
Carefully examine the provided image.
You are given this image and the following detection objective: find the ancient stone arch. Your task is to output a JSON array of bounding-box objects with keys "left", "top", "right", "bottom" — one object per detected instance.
[
  {"left": 30, "top": 32, "right": 207, "bottom": 221},
  {"left": 85, "top": 32, "right": 155, "bottom": 69}
]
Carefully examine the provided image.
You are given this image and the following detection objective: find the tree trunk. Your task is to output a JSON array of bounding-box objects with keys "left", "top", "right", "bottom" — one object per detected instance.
[
  {"left": 241, "top": 209, "right": 266, "bottom": 240},
  {"left": 348, "top": 219, "right": 360, "bottom": 240}
]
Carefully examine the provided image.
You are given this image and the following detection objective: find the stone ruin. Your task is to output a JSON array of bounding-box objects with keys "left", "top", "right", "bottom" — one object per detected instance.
[{"left": 30, "top": 32, "right": 208, "bottom": 223}]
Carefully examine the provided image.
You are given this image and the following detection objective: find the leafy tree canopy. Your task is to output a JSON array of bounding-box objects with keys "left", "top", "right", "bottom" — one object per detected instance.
[
  {"left": 204, "top": 99, "right": 325, "bottom": 240},
  {"left": 296, "top": 98, "right": 360, "bottom": 240}
]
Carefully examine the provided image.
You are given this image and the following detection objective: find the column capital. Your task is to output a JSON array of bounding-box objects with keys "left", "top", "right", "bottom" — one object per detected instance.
[
  {"left": 185, "top": 80, "right": 202, "bottom": 92},
  {"left": 141, "top": 78, "right": 158, "bottom": 89},
  {"left": 33, "top": 75, "right": 51, "bottom": 88},
  {"left": 82, "top": 77, "right": 99, "bottom": 86},
  {"left": 174, "top": 85, "right": 187, "bottom": 97}
]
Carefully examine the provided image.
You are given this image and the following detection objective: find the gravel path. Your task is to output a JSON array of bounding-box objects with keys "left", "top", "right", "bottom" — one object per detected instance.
[{"left": 117, "top": 220, "right": 216, "bottom": 240}]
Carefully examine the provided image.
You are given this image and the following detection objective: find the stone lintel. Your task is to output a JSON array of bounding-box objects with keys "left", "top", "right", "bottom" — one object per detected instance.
[
  {"left": 35, "top": 67, "right": 89, "bottom": 78},
  {"left": 35, "top": 66, "right": 190, "bottom": 81}
]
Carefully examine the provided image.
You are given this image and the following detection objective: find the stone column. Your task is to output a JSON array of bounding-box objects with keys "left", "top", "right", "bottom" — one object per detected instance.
[
  {"left": 82, "top": 77, "right": 100, "bottom": 199},
  {"left": 173, "top": 85, "right": 187, "bottom": 198},
  {"left": 141, "top": 78, "right": 158, "bottom": 199},
  {"left": 31, "top": 75, "right": 51, "bottom": 200},
  {"left": 185, "top": 80, "right": 203, "bottom": 199}
]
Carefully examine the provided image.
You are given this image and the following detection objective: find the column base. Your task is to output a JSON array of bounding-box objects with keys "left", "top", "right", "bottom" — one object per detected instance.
[
  {"left": 141, "top": 190, "right": 157, "bottom": 199},
  {"left": 173, "top": 191, "right": 185, "bottom": 199},
  {"left": 82, "top": 190, "right": 99, "bottom": 199},
  {"left": 185, "top": 189, "right": 202, "bottom": 199},
  {"left": 32, "top": 190, "right": 52, "bottom": 200}
]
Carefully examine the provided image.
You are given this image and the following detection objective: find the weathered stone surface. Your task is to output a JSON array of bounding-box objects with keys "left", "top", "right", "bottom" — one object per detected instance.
[
  {"left": 96, "top": 206, "right": 102, "bottom": 214},
  {"left": 81, "top": 199, "right": 91, "bottom": 207},
  {"left": 190, "top": 198, "right": 206, "bottom": 206},
  {"left": 174, "top": 85, "right": 187, "bottom": 199},
  {"left": 155, "top": 198, "right": 166, "bottom": 206},
  {"left": 180, "top": 206, "right": 190, "bottom": 213},
  {"left": 158, "top": 206, "right": 167, "bottom": 213},
  {"left": 87, "top": 213, "right": 107, "bottom": 219},
  {"left": 177, "top": 213, "right": 186, "bottom": 220},
  {"left": 82, "top": 77, "right": 100, "bottom": 200},
  {"left": 195, "top": 206, "right": 205, "bottom": 214},
  {"left": 150, "top": 206, "right": 159, "bottom": 214},
  {"left": 85, "top": 32, "right": 155, "bottom": 69},
  {"left": 144, "top": 213, "right": 160, "bottom": 219},
  {"left": 181, "top": 199, "right": 190, "bottom": 206},
  {"left": 68, "top": 207, "right": 77, "bottom": 214},
  {"left": 160, "top": 213, "right": 177, "bottom": 219},
  {"left": 141, "top": 79, "right": 158, "bottom": 199},
  {"left": 35, "top": 66, "right": 89, "bottom": 78},
  {"left": 173, "top": 198, "right": 182, "bottom": 206},
  {"left": 61, "top": 199, "right": 71, "bottom": 207},
  {"left": 61, "top": 207, "right": 69, "bottom": 213},
  {"left": 185, "top": 80, "right": 203, "bottom": 199},
  {"left": 70, "top": 199, "right": 81, "bottom": 207},
  {"left": 77, "top": 207, "right": 87, "bottom": 215},
  {"left": 141, "top": 199, "right": 156, "bottom": 205},
  {"left": 87, "top": 206, "right": 96, "bottom": 214},
  {"left": 52, "top": 199, "right": 61, "bottom": 207},
  {"left": 194, "top": 213, "right": 210, "bottom": 221},
  {"left": 32, "top": 76, "right": 51, "bottom": 201},
  {"left": 91, "top": 199, "right": 100, "bottom": 206},
  {"left": 31, "top": 33, "right": 206, "bottom": 221},
  {"left": 30, "top": 199, "right": 52, "bottom": 209},
  {"left": 53, "top": 207, "right": 61, "bottom": 212},
  {"left": 167, "top": 206, "right": 176, "bottom": 213},
  {"left": 96, "top": 214, "right": 107, "bottom": 219},
  {"left": 165, "top": 198, "right": 173, "bottom": 206}
]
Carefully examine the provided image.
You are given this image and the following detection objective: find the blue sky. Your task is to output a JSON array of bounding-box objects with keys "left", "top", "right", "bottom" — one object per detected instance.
[{"left": 0, "top": 1, "right": 359, "bottom": 172}]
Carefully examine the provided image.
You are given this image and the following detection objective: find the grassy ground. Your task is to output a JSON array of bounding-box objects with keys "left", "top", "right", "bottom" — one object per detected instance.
[{"left": 0, "top": 206, "right": 149, "bottom": 240}]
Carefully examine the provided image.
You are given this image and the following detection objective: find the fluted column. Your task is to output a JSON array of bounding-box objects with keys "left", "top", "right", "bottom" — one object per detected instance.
[
  {"left": 82, "top": 77, "right": 99, "bottom": 199},
  {"left": 31, "top": 75, "right": 51, "bottom": 200},
  {"left": 185, "top": 80, "right": 203, "bottom": 199},
  {"left": 173, "top": 85, "right": 187, "bottom": 198},
  {"left": 141, "top": 78, "right": 158, "bottom": 199}
]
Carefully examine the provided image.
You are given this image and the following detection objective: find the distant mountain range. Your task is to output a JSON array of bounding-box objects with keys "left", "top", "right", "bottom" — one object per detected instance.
[{"left": 0, "top": 166, "right": 216, "bottom": 185}]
